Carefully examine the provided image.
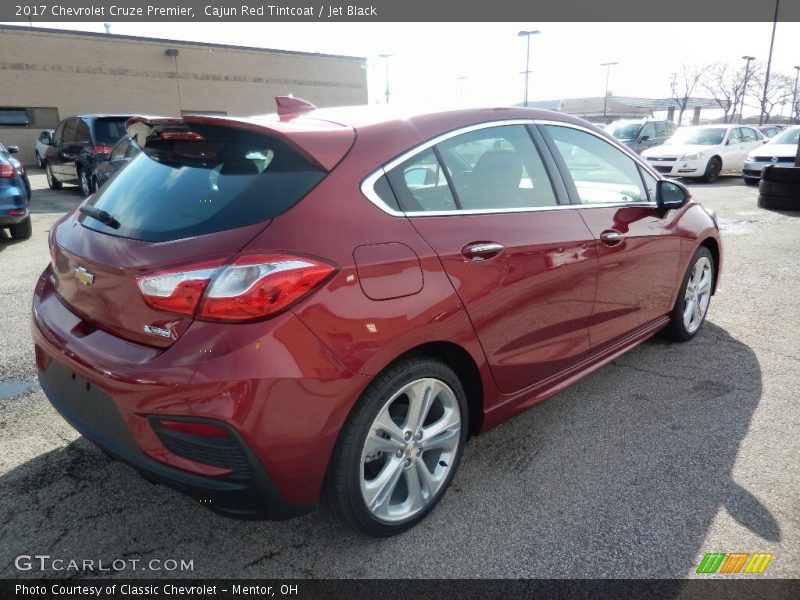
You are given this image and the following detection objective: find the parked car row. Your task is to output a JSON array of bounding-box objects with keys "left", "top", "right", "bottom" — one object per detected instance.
[{"left": 605, "top": 120, "right": 797, "bottom": 185}]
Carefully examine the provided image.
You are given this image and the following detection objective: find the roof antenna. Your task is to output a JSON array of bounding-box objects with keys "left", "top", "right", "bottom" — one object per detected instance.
[{"left": 275, "top": 96, "right": 317, "bottom": 116}]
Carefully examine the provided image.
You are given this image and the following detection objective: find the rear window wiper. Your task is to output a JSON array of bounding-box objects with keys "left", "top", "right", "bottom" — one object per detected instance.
[{"left": 79, "top": 205, "right": 121, "bottom": 229}]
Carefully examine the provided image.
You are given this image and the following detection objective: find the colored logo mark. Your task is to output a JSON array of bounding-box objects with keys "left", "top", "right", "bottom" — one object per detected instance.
[{"left": 696, "top": 552, "right": 773, "bottom": 574}]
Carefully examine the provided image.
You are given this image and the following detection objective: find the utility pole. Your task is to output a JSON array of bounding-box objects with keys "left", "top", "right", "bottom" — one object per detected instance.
[
  {"left": 792, "top": 65, "right": 800, "bottom": 124},
  {"left": 379, "top": 53, "right": 392, "bottom": 104},
  {"left": 759, "top": 0, "right": 780, "bottom": 125}
]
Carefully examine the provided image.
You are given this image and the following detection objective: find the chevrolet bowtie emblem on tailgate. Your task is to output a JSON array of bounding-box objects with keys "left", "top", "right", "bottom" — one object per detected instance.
[{"left": 74, "top": 267, "right": 95, "bottom": 286}]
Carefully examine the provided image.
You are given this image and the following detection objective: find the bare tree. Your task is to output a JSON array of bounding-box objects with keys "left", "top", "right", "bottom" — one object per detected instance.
[
  {"left": 671, "top": 64, "right": 709, "bottom": 125},
  {"left": 701, "top": 62, "right": 761, "bottom": 123},
  {"left": 753, "top": 71, "right": 794, "bottom": 123}
]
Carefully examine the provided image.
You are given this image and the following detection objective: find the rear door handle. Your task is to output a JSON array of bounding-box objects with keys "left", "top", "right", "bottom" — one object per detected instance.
[
  {"left": 461, "top": 242, "right": 504, "bottom": 261},
  {"left": 599, "top": 230, "right": 624, "bottom": 245}
]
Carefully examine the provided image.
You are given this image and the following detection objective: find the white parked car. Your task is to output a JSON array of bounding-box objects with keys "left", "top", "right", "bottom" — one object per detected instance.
[
  {"left": 742, "top": 125, "right": 800, "bottom": 185},
  {"left": 642, "top": 125, "right": 767, "bottom": 182},
  {"left": 34, "top": 128, "right": 54, "bottom": 168}
]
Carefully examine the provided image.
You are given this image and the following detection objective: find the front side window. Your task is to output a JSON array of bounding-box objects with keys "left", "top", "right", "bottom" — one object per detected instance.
[
  {"left": 75, "top": 120, "right": 91, "bottom": 144},
  {"left": 61, "top": 119, "right": 78, "bottom": 144},
  {"left": 728, "top": 129, "right": 743, "bottom": 144},
  {"left": 741, "top": 128, "right": 758, "bottom": 143},
  {"left": 545, "top": 125, "right": 648, "bottom": 204},
  {"left": 640, "top": 124, "right": 656, "bottom": 140}
]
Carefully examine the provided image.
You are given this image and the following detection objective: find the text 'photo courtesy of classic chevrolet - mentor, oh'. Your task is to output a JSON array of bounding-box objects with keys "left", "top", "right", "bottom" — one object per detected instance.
[{"left": 31, "top": 98, "right": 722, "bottom": 536}]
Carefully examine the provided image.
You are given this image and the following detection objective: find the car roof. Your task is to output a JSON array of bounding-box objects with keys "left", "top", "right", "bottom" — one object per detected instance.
[{"left": 130, "top": 103, "right": 608, "bottom": 172}]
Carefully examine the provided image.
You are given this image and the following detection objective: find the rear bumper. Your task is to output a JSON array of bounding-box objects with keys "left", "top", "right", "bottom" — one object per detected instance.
[
  {"left": 0, "top": 207, "right": 29, "bottom": 226},
  {"left": 39, "top": 357, "right": 313, "bottom": 520},
  {"left": 31, "top": 265, "right": 370, "bottom": 514}
]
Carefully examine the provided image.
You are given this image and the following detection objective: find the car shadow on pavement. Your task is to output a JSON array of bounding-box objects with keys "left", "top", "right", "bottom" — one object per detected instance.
[{"left": 0, "top": 322, "right": 770, "bottom": 579}]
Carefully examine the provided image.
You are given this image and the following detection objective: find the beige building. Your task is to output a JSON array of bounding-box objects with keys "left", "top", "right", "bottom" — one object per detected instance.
[{"left": 0, "top": 25, "right": 367, "bottom": 166}]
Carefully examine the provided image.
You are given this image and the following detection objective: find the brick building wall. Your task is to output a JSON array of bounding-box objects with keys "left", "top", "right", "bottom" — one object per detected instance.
[{"left": 0, "top": 26, "right": 367, "bottom": 166}]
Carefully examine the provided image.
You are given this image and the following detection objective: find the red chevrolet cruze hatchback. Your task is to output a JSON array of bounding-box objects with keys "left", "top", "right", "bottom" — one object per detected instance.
[{"left": 32, "top": 99, "right": 721, "bottom": 535}]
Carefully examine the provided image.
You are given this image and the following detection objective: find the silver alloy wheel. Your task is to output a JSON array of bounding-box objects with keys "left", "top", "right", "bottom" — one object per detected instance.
[
  {"left": 80, "top": 170, "right": 90, "bottom": 196},
  {"left": 359, "top": 377, "right": 461, "bottom": 524},
  {"left": 683, "top": 256, "right": 713, "bottom": 334}
]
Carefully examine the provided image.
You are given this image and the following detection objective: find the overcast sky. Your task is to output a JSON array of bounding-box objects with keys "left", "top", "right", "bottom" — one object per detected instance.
[{"left": 5, "top": 21, "right": 800, "bottom": 117}]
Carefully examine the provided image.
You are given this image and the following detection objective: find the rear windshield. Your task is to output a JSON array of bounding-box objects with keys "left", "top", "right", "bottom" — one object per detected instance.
[
  {"left": 92, "top": 118, "right": 130, "bottom": 145},
  {"left": 80, "top": 124, "right": 326, "bottom": 242}
]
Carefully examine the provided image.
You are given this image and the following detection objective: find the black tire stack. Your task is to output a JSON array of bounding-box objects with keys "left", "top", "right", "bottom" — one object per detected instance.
[{"left": 757, "top": 165, "right": 800, "bottom": 210}]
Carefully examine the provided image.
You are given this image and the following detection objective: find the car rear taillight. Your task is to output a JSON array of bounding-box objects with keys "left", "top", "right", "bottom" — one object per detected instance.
[
  {"left": 0, "top": 164, "right": 16, "bottom": 178},
  {"left": 92, "top": 145, "right": 113, "bottom": 155},
  {"left": 136, "top": 254, "right": 335, "bottom": 322},
  {"left": 6, "top": 209, "right": 25, "bottom": 216}
]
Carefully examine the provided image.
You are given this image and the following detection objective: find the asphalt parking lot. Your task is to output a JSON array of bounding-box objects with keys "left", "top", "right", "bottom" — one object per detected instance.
[{"left": 1, "top": 172, "right": 798, "bottom": 579}]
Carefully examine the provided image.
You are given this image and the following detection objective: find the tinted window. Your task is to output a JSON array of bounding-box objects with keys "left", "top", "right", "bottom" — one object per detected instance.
[
  {"left": 436, "top": 125, "right": 557, "bottom": 210},
  {"left": 80, "top": 124, "right": 326, "bottom": 242},
  {"left": 75, "top": 120, "right": 91, "bottom": 143},
  {"left": 545, "top": 125, "right": 648, "bottom": 204},
  {"left": 386, "top": 148, "right": 456, "bottom": 212},
  {"left": 62, "top": 119, "right": 78, "bottom": 144},
  {"left": 92, "top": 118, "right": 129, "bottom": 145}
]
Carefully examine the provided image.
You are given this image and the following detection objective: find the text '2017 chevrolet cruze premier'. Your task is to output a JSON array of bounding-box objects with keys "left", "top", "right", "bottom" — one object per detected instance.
[{"left": 32, "top": 98, "right": 722, "bottom": 536}]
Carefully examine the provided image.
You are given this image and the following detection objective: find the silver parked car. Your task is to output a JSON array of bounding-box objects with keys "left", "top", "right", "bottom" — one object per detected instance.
[
  {"left": 743, "top": 125, "right": 800, "bottom": 185},
  {"left": 605, "top": 119, "right": 677, "bottom": 154}
]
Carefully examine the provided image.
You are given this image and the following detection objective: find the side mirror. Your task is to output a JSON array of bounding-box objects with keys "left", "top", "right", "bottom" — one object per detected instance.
[
  {"left": 7, "top": 145, "right": 20, "bottom": 154},
  {"left": 639, "top": 135, "right": 650, "bottom": 142},
  {"left": 657, "top": 179, "right": 689, "bottom": 209}
]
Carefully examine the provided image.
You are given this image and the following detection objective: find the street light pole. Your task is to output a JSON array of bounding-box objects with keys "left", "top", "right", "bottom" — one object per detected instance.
[
  {"left": 792, "top": 65, "right": 800, "bottom": 124},
  {"left": 759, "top": 0, "right": 780, "bottom": 125},
  {"left": 517, "top": 30, "right": 540, "bottom": 107},
  {"left": 739, "top": 55, "right": 755, "bottom": 124},
  {"left": 379, "top": 53, "right": 392, "bottom": 104},
  {"left": 600, "top": 62, "right": 618, "bottom": 120}
]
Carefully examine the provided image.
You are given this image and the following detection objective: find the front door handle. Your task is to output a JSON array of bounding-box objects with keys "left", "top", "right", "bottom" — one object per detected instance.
[
  {"left": 461, "top": 242, "right": 504, "bottom": 261},
  {"left": 599, "top": 230, "right": 625, "bottom": 245}
]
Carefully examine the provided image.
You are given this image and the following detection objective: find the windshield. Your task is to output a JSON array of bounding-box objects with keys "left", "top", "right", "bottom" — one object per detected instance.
[
  {"left": 666, "top": 128, "right": 726, "bottom": 146},
  {"left": 771, "top": 127, "right": 800, "bottom": 145},
  {"left": 607, "top": 124, "right": 641, "bottom": 139},
  {"left": 80, "top": 124, "right": 325, "bottom": 242}
]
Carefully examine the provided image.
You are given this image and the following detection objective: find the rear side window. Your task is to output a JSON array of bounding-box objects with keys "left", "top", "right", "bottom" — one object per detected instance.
[
  {"left": 76, "top": 120, "right": 91, "bottom": 143},
  {"left": 80, "top": 124, "right": 326, "bottom": 242},
  {"left": 92, "top": 118, "right": 129, "bottom": 145}
]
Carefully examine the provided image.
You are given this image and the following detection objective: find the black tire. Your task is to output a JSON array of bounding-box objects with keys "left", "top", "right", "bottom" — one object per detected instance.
[
  {"left": 92, "top": 176, "right": 100, "bottom": 192},
  {"left": 9, "top": 216, "right": 32, "bottom": 240},
  {"left": 758, "top": 193, "right": 800, "bottom": 211},
  {"left": 701, "top": 158, "right": 721, "bottom": 183},
  {"left": 661, "top": 246, "right": 715, "bottom": 342},
  {"left": 45, "top": 162, "right": 62, "bottom": 190},
  {"left": 744, "top": 177, "right": 759, "bottom": 186},
  {"left": 36, "top": 151, "right": 44, "bottom": 169},
  {"left": 324, "top": 357, "right": 469, "bottom": 536},
  {"left": 78, "top": 168, "right": 94, "bottom": 197}
]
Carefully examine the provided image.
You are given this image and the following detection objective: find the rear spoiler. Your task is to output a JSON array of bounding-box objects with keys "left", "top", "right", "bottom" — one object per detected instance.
[{"left": 126, "top": 110, "right": 354, "bottom": 172}]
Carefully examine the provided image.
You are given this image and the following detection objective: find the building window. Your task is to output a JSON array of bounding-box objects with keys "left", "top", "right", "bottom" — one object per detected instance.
[
  {"left": 0, "top": 107, "right": 59, "bottom": 128},
  {"left": 0, "top": 109, "right": 30, "bottom": 127}
]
